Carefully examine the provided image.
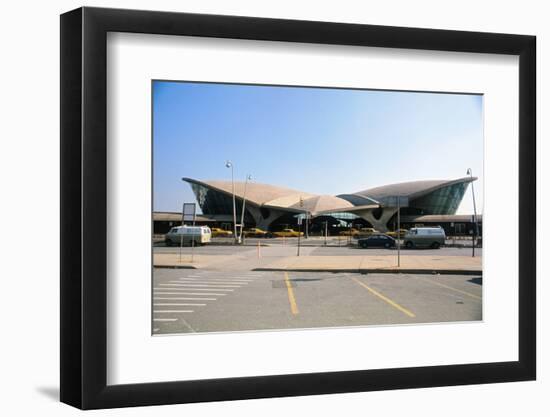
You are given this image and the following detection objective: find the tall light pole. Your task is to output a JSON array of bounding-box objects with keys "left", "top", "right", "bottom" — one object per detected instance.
[
  {"left": 238, "top": 174, "right": 252, "bottom": 244},
  {"left": 467, "top": 168, "right": 479, "bottom": 257},
  {"left": 226, "top": 160, "right": 237, "bottom": 244}
]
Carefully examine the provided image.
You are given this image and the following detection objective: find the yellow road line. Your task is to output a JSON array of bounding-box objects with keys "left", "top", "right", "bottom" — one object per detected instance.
[
  {"left": 351, "top": 277, "right": 415, "bottom": 318},
  {"left": 418, "top": 277, "right": 482, "bottom": 300},
  {"left": 284, "top": 272, "right": 299, "bottom": 315}
]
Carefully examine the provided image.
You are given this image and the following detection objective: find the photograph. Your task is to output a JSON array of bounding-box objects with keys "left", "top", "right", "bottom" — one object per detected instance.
[{"left": 152, "top": 80, "right": 483, "bottom": 335}]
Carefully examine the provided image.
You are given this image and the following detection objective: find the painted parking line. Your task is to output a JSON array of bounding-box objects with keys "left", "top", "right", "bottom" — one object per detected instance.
[
  {"left": 351, "top": 276, "right": 416, "bottom": 318},
  {"left": 190, "top": 274, "right": 261, "bottom": 278},
  {"left": 217, "top": 277, "right": 257, "bottom": 280},
  {"left": 154, "top": 303, "right": 206, "bottom": 306},
  {"left": 416, "top": 277, "right": 482, "bottom": 300},
  {"left": 153, "top": 318, "right": 178, "bottom": 322},
  {"left": 177, "top": 278, "right": 253, "bottom": 283},
  {"left": 159, "top": 284, "right": 235, "bottom": 290},
  {"left": 154, "top": 310, "right": 194, "bottom": 313},
  {"left": 179, "top": 276, "right": 254, "bottom": 280},
  {"left": 284, "top": 272, "right": 299, "bottom": 315},
  {"left": 154, "top": 297, "right": 216, "bottom": 301},
  {"left": 154, "top": 292, "right": 227, "bottom": 296},
  {"left": 176, "top": 279, "right": 251, "bottom": 284},
  {"left": 153, "top": 284, "right": 233, "bottom": 292},
  {"left": 166, "top": 282, "right": 241, "bottom": 288}
]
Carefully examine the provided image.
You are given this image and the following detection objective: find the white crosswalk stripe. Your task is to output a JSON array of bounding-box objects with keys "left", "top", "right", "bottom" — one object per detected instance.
[
  {"left": 175, "top": 279, "right": 249, "bottom": 284},
  {"left": 154, "top": 310, "right": 194, "bottom": 313},
  {"left": 160, "top": 284, "right": 237, "bottom": 289},
  {"left": 154, "top": 303, "right": 206, "bottom": 306},
  {"left": 154, "top": 292, "right": 227, "bottom": 296},
  {"left": 177, "top": 278, "right": 253, "bottom": 283},
  {"left": 154, "top": 287, "right": 233, "bottom": 292},
  {"left": 153, "top": 271, "right": 268, "bottom": 329},
  {"left": 164, "top": 282, "right": 240, "bottom": 288},
  {"left": 154, "top": 297, "right": 216, "bottom": 300}
]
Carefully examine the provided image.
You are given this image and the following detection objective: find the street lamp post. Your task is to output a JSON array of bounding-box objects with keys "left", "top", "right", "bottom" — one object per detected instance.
[
  {"left": 225, "top": 160, "right": 237, "bottom": 244},
  {"left": 238, "top": 174, "right": 252, "bottom": 244},
  {"left": 467, "top": 168, "right": 479, "bottom": 257},
  {"left": 397, "top": 197, "right": 401, "bottom": 267}
]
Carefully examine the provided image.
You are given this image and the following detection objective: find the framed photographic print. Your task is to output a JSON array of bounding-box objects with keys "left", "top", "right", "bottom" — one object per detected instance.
[{"left": 60, "top": 6, "right": 536, "bottom": 409}]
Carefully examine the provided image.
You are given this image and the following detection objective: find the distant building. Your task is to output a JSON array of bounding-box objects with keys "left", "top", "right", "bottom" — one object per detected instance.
[{"left": 153, "top": 177, "right": 481, "bottom": 235}]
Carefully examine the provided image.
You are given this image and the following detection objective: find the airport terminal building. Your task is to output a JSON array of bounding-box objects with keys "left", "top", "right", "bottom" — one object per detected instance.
[{"left": 154, "top": 177, "right": 482, "bottom": 236}]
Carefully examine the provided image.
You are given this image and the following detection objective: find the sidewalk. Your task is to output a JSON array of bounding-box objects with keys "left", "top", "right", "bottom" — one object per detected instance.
[
  {"left": 254, "top": 255, "right": 481, "bottom": 274},
  {"left": 154, "top": 253, "right": 482, "bottom": 274}
]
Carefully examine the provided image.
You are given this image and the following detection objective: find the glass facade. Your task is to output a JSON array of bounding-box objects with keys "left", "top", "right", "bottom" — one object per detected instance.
[
  {"left": 190, "top": 183, "right": 254, "bottom": 222},
  {"left": 409, "top": 182, "right": 469, "bottom": 215},
  {"left": 324, "top": 212, "right": 360, "bottom": 221},
  {"left": 337, "top": 194, "right": 379, "bottom": 206}
]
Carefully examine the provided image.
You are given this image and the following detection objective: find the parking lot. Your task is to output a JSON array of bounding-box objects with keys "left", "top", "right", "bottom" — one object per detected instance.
[{"left": 152, "top": 268, "right": 482, "bottom": 334}]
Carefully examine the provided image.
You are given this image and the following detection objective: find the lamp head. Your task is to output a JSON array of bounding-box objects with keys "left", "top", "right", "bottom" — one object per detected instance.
[
  {"left": 225, "top": 160, "right": 232, "bottom": 168},
  {"left": 466, "top": 168, "right": 472, "bottom": 176}
]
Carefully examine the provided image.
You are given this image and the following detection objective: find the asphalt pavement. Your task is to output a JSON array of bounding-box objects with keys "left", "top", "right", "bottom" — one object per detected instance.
[{"left": 152, "top": 269, "right": 482, "bottom": 335}]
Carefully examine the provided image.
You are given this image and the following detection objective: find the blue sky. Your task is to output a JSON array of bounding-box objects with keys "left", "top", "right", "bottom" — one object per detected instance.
[{"left": 153, "top": 81, "right": 483, "bottom": 215}]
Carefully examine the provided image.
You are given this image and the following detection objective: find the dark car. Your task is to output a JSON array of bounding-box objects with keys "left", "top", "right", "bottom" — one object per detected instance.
[{"left": 358, "top": 234, "right": 396, "bottom": 249}]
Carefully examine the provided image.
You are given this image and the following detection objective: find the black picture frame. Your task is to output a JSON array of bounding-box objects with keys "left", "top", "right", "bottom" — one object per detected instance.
[{"left": 60, "top": 6, "right": 536, "bottom": 410}]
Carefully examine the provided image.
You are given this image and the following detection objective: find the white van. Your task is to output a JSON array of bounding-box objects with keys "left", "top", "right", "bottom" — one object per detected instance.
[
  {"left": 164, "top": 225, "right": 212, "bottom": 246},
  {"left": 404, "top": 227, "right": 445, "bottom": 249}
]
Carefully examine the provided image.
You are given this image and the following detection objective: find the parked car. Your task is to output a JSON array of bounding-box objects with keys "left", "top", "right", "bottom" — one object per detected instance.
[
  {"left": 357, "top": 227, "right": 378, "bottom": 237},
  {"left": 339, "top": 228, "right": 360, "bottom": 236},
  {"left": 404, "top": 227, "right": 445, "bottom": 249},
  {"left": 339, "top": 227, "right": 378, "bottom": 237},
  {"left": 243, "top": 228, "right": 268, "bottom": 237},
  {"left": 211, "top": 227, "right": 233, "bottom": 237},
  {"left": 386, "top": 228, "right": 408, "bottom": 238},
  {"left": 358, "top": 234, "right": 396, "bottom": 248},
  {"left": 272, "top": 228, "right": 303, "bottom": 238},
  {"left": 165, "top": 225, "right": 212, "bottom": 246}
]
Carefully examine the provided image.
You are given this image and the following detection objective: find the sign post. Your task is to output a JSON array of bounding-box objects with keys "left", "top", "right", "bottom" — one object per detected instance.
[
  {"left": 297, "top": 216, "right": 302, "bottom": 257},
  {"left": 397, "top": 198, "right": 401, "bottom": 267},
  {"left": 297, "top": 196, "right": 304, "bottom": 256},
  {"left": 181, "top": 203, "right": 196, "bottom": 263},
  {"left": 387, "top": 196, "right": 408, "bottom": 268}
]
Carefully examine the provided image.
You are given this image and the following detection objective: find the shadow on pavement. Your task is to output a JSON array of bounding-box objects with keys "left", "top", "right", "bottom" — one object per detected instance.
[{"left": 468, "top": 277, "right": 482, "bottom": 285}]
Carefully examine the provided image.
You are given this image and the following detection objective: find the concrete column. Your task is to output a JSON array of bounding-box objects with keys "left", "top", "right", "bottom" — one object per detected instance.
[
  {"left": 355, "top": 208, "right": 397, "bottom": 232},
  {"left": 246, "top": 205, "right": 284, "bottom": 231}
]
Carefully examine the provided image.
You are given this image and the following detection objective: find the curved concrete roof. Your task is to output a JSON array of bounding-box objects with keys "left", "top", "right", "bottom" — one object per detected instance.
[
  {"left": 289, "top": 195, "right": 355, "bottom": 215},
  {"left": 182, "top": 178, "right": 316, "bottom": 208},
  {"left": 183, "top": 176, "right": 476, "bottom": 214},
  {"left": 351, "top": 177, "right": 476, "bottom": 201},
  {"left": 183, "top": 178, "right": 361, "bottom": 214}
]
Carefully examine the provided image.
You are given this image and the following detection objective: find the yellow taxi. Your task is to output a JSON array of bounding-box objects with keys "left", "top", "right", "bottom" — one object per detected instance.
[
  {"left": 339, "top": 228, "right": 360, "bottom": 236},
  {"left": 272, "top": 228, "right": 303, "bottom": 238},
  {"left": 243, "top": 228, "right": 268, "bottom": 237},
  {"left": 357, "top": 227, "right": 378, "bottom": 236},
  {"left": 386, "top": 228, "right": 408, "bottom": 238},
  {"left": 339, "top": 227, "right": 378, "bottom": 237},
  {"left": 211, "top": 227, "right": 233, "bottom": 237}
]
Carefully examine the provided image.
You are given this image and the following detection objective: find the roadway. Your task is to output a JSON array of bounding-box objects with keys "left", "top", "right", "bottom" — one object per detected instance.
[{"left": 154, "top": 243, "right": 482, "bottom": 257}]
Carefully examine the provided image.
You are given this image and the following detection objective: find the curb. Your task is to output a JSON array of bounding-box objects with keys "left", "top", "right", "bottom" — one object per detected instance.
[{"left": 252, "top": 268, "right": 482, "bottom": 276}]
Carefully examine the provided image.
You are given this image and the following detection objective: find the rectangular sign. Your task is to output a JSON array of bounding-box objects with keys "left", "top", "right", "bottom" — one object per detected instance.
[{"left": 182, "top": 203, "right": 196, "bottom": 223}]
